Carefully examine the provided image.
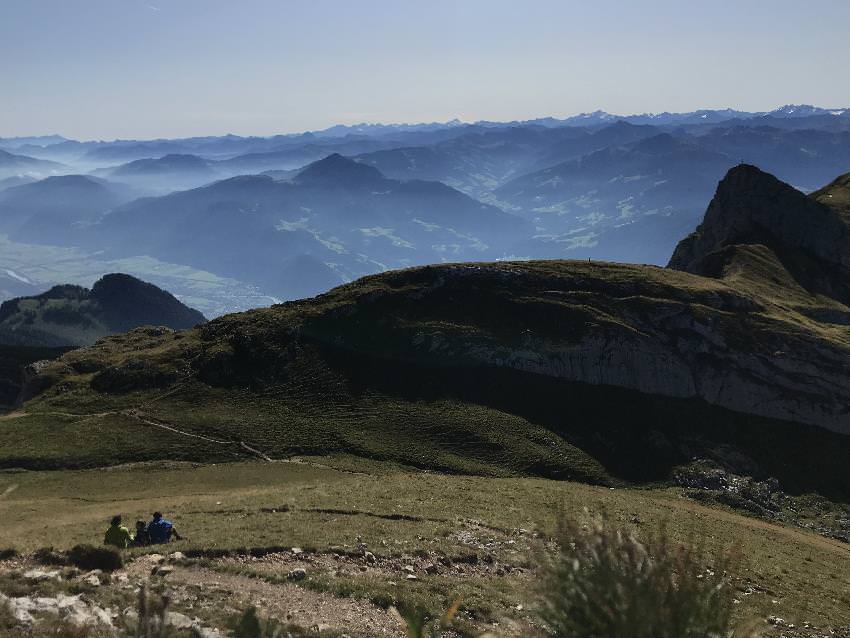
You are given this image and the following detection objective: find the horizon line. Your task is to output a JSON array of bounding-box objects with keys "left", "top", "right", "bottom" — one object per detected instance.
[{"left": 2, "top": 103, "right": 848, "bottom": 144}]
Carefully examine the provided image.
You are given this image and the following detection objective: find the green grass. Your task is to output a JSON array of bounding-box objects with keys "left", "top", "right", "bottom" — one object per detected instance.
[
  {"left": 2, "top": 460, "right": 850, "bottom": 630},
  {"left": 6, "top": 255, "right": 850, "bottom": 498}
]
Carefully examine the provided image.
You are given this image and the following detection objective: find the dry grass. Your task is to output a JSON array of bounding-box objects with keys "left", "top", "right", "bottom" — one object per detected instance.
[{"left": 539, "top": 512, "right": 743, "bottom": 637}]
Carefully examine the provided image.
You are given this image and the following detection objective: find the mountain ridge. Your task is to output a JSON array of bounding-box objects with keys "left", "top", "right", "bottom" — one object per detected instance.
[
  {"left": 0, "top": 273, "right": 206, "bottom": 347},
  {"left": 7, "top": 165, "right": 850, "bottom": 497}
]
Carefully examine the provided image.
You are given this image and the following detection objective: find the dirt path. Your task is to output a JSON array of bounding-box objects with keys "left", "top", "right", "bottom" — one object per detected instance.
[{"left": 161, "top": 564, "right": 404, "bottom": 636}]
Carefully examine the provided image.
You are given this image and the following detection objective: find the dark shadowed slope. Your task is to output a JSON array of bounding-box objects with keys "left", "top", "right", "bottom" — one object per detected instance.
[{"left": 0, "top": 273, "right": 205, "bottom": 347}]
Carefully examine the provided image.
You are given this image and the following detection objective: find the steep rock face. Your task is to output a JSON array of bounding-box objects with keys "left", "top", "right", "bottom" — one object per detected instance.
[
  {"left": 669, "top": 165, "right": 850, "bottom": 283},
  {"left": 281, "top": 261, "right": 850, "bottom": 434}
]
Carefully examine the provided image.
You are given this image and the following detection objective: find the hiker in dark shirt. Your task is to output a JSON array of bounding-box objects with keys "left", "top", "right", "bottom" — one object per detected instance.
[
  {"left": 133, "top": 520, "right": 151, "bottom": 547},
  {"left": 147, "top": 511, "right": 182, "bottom": 544}
]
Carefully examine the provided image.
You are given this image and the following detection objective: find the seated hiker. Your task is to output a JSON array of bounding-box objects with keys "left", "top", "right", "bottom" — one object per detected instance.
[
  {"left": 104, "top": 515, "right": 133, "bottom": 549},
  {"left": 132, "top": 520, "right": 151, "bottom": 547},
  {"left": 147, "top": 511, "right": 182, "bottom": 544}
]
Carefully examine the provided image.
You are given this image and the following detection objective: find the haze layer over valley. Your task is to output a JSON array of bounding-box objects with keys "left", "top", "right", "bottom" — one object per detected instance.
[{"left": 3, "top": 104, "right": 849, "bottom": 316}]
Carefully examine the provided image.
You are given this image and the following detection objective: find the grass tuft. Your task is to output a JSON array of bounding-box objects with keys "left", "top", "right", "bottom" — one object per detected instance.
[{"left": 540, "top": 512, "right": 747, "bottom": 638}]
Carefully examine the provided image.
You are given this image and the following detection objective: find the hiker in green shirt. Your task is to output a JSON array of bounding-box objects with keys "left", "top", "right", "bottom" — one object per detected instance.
[{"left": 104, "top": 515, "right": 133, "bottom": 549}]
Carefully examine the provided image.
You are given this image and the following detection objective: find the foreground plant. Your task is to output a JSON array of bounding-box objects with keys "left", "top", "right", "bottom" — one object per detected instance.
[
  {"left": 393, "top": 599, "right": 461, "bottom": 638},
  {"left": 540, "top": 513, "right": 748, "bottom": 638}
]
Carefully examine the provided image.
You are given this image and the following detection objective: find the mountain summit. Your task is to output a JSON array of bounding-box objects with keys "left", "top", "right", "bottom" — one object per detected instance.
[
  {"left": 0, "top": 274, "right": 205, "bottom": 347},
  {"left": 293, "top": 153, "right": 386, "bottom": 188},
  {"left": 669, "top": 164, "right": 850, "bottom": 304}
]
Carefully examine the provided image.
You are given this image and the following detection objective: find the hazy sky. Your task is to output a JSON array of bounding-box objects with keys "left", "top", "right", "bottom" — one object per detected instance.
[{"left": 2, "top": 0, "right": 849, "bottom": 139}]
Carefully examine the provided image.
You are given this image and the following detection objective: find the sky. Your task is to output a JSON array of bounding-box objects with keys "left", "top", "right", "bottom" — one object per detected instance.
[{"left": 1, "top": 0, "right": 849, "bottom": 140}]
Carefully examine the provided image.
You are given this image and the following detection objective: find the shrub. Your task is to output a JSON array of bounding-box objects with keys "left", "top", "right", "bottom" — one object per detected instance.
[
  {"left": 33, "top": 546, "right": 69, "bottom": 566},
  {"left": 67, "top": 544, "right": 123, "bottom": 572},
  {"left": 539, "top": 513, "right": 745, "bottom": 638}
]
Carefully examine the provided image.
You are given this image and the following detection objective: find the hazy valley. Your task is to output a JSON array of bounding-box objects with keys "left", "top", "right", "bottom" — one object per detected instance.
[{"left": 3, "top": 104, "right": 850, "bottom": 315}]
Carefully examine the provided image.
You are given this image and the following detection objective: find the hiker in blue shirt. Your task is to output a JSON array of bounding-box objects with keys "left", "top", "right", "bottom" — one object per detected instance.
[{"left": 147, "top": 511, "right": 183, "bottom": 544}]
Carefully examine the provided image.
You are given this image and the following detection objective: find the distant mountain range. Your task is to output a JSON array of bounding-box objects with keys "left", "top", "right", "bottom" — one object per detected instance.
[
  {"left": 0, "top": 149, "right": 67, "bottom": 180},
  {"left": 1, "top": 105, "right": 848, "bottom": 314},
  {"left": 82, "top": 154, "right": 528, "bottom": 298},
  {"left": 0, "top": 175, "right": 136, "bottom": 244},
  {"left": 0, "top": 273, "right": 205, "bottom": 347}
]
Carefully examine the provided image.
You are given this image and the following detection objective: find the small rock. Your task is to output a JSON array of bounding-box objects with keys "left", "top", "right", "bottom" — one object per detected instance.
[
  {"left": 406, "top": 574, "right": 418, "bottom": 580},
  {"left": 402, "top": 565, "right": 415, "bottom": 573},
  {"left": 168, "top": 551, "right": 187, "bottom": 564},
  {"left": 83, "top": 574, "right": 101, "bottom": 587},
  {"left": 167, "top": 611, "right": 194, "bottom": 629},
  {"left": 364, "top": 551, "right": 376, "bottom": 563},
  {"left": 291, "top": 547, "right": 303, "bottom": 555},
  {"left": 287, "top": 568, "right": 307, "bottom": 581},
  {"left": 152, "top": 565, "right": 175, "bottom": 577}
]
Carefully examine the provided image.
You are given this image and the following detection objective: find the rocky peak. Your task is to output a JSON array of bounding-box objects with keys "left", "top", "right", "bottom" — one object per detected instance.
[{"left": 668, "top": 164, "right": 850, "bottom": 280}]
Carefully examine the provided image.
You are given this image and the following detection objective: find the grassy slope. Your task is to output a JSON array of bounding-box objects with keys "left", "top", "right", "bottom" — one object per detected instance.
[
  {"left": 1, "top": 460, "right": 849, "bottom": 628},
  {"left": 3, "top": 257, "right": 850, "bottom": 497}
]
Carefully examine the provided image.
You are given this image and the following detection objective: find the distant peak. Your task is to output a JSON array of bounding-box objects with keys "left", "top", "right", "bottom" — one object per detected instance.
[
  {"left": 714, "top": 163, "right": 782, "bottom": 194},
  {"left": 295, "top": 153, "right": 386, "bottom": 187},
  {"left": 14, "top": 174, "right": 105, "bottom": 191}
]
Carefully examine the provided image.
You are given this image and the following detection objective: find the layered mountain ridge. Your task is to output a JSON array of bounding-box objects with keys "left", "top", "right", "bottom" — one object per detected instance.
[
  {"left": 4, "top": 108, "right": 850, "bottom": 316},
  {"left": 6, "top": 165, "right": 850, "bottom": 497}
]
